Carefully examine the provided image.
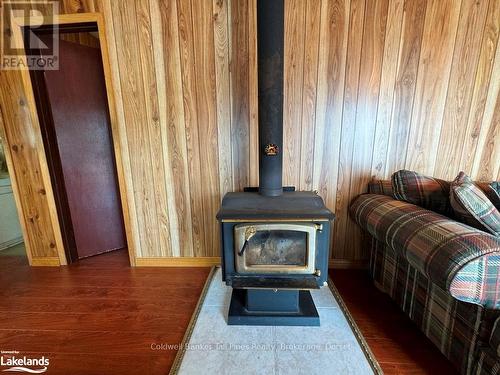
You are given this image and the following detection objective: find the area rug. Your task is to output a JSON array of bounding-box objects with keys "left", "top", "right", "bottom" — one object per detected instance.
[{"left": 169, "top": 267, "right": 382, "bottom": 375}]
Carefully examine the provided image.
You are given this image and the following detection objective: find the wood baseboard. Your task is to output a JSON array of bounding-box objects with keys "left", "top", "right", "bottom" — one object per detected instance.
[
  {"left": 135, "top": 257, "right": 221, "bottom": 267},
  {"left": 31, "top": 257, "right": 60, "bottom": 266},
  {"left": 329, "top": 259, "right": 369, "bottom": 269}
]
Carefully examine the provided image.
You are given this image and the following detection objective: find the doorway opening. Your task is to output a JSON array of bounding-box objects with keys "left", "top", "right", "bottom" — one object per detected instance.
[
  {"left": 0, "top": 139, "right": 27, "bottom": 263},
  {"left": 24, "top": 20, "right": 128, "bottom": 264}
]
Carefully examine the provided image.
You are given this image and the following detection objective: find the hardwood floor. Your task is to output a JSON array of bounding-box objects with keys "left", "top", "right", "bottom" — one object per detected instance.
[
  {"left": 0, "top": 250, "right": 210, "bottom": 375},
  {"left": 330, "top": 269, "right": 459, "bottom": 375},
  {"left": 0, "top": 250, "right": 457, "bottom": 374}
]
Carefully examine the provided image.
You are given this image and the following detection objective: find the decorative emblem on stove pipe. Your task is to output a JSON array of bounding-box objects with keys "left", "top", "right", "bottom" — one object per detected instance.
[{"left": 264, "top": 144, "right": 279, "bottom": 156}]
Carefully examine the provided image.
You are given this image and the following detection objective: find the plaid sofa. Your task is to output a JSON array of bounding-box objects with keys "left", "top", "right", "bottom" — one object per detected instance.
[{"left": 350, "top": 186, "right": 500, "bottom": 374}]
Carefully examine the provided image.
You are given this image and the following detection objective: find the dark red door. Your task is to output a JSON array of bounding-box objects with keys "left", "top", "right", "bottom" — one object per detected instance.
[{"left": 42, "top": 40, "right": 126, "bottom": 259}]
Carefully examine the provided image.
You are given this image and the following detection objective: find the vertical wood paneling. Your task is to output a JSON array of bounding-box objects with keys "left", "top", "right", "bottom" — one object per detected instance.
[
  {"left": 111, "top": 0, "right": 160, "bottom": 258},
  {"left": 298, "top": 0, "right": 321, "bottom": 191},
  {"left": 405, "top": 0, "right": 462, "bottom": 175},
  {"left": 385, "top": 0, "right": 427, "bottom": 175},
  {"left": 346, "top": 0, "right": 389, "bottom": 259},
  {"left": 478, "top": 91, "right": 500, "bottom": 179},
  {"left": 156, "top": 0, "right": 194, "bottom": 256},
  {"left": 283, "top": 0, "right": 306, "bottom": 187},
  {"left": 136, "top": 0, "right": 172, "bottom": 257},
  {"left": 334, "top": 0, "right": 366, "bottom": 259},
  {"left": 315, "top": 0, "right": 351, "bottom": 195},
  {"left": 370, "top": 0, "right": 404, "bottom": 179},
  {"left": 213, "top": 0, "right": 234, "bottom": 198},
  {"left": 176, "top": 0, "right": 205, "bottom": 256},
  {"left": 313, "top": 0, "right": 350, "bottom": 260},
  {"left": 100, "top": 0, "right": 142, "bottom": 262},
  {"left": 461, "top": 0, "right": 500, "bottom": 174},
  {"left": 473, "top": 38, "right": 500, "bottom": 180},
  {"left": 149, "top": 0, "right": 181, "bottom": 256},
  {"left": 1, "top": 0, "right": 499, "bottom": 265},
  {"left": 435, "top": 0, "right": 490, "bottom": 180},
  {"left": 248, "top": 0, "right": 260, "bottom": 188},
  {"left": 190, "top": 0, "right": 220, "bottom": 256},
  {"left": 230, "top": 0, "right": 250, "bottom": 191}
]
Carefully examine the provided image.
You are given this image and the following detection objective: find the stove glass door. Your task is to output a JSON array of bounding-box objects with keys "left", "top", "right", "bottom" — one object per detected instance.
[{"left": 234, "top": 223, "right": 318, "bottom": 274}]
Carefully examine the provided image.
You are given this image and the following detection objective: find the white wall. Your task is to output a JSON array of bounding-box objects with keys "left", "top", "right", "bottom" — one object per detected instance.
[{"left": 0, "top": 177, "right": 23, "bottom": 250}]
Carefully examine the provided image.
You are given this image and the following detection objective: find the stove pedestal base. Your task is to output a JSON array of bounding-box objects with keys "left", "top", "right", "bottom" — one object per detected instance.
[{"left": 227, "top": 288, "right": 319, "bottom": 326}]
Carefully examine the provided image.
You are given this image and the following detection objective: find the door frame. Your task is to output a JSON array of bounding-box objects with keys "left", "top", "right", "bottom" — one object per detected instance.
[{"left": 9, "top": 13, "right": 136, "bottom": 266}]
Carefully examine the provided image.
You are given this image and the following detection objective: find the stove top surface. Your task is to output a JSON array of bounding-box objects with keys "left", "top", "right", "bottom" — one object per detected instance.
[{"left": 216, "top": 191, "right": 335, "bottom": 220}]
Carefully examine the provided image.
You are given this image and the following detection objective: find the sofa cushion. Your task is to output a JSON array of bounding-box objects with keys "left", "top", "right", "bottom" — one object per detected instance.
[
  {"left": 350, "top": 194, "right": 500, "bottom": 308},
  {"left": 477, "top": 182, "right": 500, "bottom": 211},
  {"left": 450, "top": 172, "right": 500, "bottom": 236},
  {"left": 368, "top": 180, "right": 394, "bottom": 197},
  {"left": 392, "top": 170, "right": 452, "bottom": 215}
]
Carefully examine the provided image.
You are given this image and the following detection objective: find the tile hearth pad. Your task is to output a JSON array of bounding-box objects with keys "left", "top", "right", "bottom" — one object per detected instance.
[{"left": 172, "top": 268, "right": 380, "bottom": 375}]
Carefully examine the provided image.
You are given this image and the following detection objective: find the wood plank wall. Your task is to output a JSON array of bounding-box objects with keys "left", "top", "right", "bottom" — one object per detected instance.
[{"left": 0, "top": 0, "right": 499, "bottom": 265}]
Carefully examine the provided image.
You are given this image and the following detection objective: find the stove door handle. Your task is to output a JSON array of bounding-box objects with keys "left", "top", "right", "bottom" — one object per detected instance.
[
  {"left": 238, "top": 240, "right": 249, "bottom": 256},
  {"left": 238, "top": 226, "right": 256, "bottom": 256}
]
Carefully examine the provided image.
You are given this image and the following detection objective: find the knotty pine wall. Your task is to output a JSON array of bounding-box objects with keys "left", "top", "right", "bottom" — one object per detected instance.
[{"left": 0, "top": 0, "right": 499, "bottom": 266}]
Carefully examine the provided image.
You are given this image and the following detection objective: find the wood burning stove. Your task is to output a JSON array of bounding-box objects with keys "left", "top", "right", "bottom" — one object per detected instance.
[
  {"left": 217, "top": 192, "right": 334, "bottom": 325},
  {"left": 216, "top": 0, "right": 334, "bottom": 326}
]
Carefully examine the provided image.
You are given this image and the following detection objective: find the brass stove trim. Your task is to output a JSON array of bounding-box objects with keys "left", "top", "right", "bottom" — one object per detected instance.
[{"left": 221, "top": 218, "right": 329, "bottom": 223}]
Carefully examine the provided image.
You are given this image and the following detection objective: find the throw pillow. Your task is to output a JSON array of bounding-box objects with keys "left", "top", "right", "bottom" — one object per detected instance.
[
  {"left": 392, "top": 170, "right": 451, "bottom": 215},
  {"left": 476, "top": 182, "right": 500, "bottom": 211},
  {"left": 450, "top": 172, "right": 500, "bottom": 236}
]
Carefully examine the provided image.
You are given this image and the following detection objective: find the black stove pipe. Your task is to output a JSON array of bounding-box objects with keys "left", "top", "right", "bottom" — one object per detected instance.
[{"left": 257, "top": 0, "right": 284, "bottom": 197}]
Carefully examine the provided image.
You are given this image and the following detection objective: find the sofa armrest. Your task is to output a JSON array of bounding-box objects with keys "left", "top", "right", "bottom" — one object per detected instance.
[{"left": 350, "top": 194, "right": 500, "bottom": 309}]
